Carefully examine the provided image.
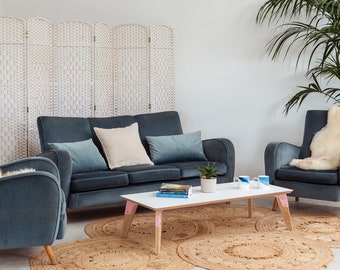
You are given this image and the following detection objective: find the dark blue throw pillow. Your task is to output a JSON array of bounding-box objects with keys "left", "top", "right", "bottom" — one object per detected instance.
[
  {"left": 146, "top": 131, "right": 207, "bottom": 164},
  {"left": 48, "top": 139, "right": 107, "bottom": 174}
]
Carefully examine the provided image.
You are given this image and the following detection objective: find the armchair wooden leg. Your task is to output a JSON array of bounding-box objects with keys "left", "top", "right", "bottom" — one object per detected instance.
[
  {"left": 295, "top": 197, "right": 299, "bottom": 202},
  {"left": 44, "top": 245, "right": 57, "bottom": 265}
]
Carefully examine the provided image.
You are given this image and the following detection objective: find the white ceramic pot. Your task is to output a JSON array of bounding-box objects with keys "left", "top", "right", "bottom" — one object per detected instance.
[{"left": 200, "top": 177, "right": 217, "bottom": 193}]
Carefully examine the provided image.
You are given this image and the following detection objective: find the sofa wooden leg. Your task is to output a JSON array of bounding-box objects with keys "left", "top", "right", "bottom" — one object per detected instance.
[
  {"left": 44, "top": 245, "right": 57, "bottom": 265},
  {"left": 295, "top": 197, "right": 299, "bottom": 202}
]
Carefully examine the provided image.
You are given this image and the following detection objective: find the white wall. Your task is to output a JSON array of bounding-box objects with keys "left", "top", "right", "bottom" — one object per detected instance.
[
  {"left": 0, "top": 0, "right": 4, "bottom": 15},
  {"left": 2, "top": 0, "right": 332, "bottom": 177}
]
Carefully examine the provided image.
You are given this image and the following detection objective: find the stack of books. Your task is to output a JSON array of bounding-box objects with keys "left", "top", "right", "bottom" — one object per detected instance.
[{"left": 156, "top": 183, "right": 192, "bottom": 198}]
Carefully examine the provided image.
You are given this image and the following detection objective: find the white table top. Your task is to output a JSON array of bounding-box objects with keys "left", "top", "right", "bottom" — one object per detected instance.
[{"left": 121, "top": 182, "right": 293, "bottom": 211}]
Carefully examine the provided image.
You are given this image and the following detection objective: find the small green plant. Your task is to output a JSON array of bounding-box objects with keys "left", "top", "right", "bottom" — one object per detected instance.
[{"left": 198, "top": 162, "right": 221, "bottom": 179}]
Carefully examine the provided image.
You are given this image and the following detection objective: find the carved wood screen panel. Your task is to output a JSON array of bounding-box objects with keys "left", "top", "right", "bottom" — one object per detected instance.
[{"left": 0, "top": 17, "right": 175, "bottom": 164}]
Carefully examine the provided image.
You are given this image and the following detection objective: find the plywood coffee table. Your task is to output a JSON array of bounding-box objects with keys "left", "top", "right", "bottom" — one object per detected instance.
[{"left": 121, "top": 182, "right": 293, "bottom": 254}]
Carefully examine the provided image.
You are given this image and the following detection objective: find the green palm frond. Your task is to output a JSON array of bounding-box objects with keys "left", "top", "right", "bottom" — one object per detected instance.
[
  {"left": 309, "top": 53, "right": 340, "bottom": 80},
  {"left": 257, "top": 0, "right": 340, "bottom": 114},
  {"left": 284, "top": 74, "right": 340, "bottom": 115},
  {"left": 257, "top": 0, "right": 340, "bottom": 25}
]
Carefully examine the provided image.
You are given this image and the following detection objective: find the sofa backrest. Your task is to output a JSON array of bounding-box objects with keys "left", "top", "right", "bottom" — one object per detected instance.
[
  {"left": 37, "top": 111, "right": 183, "bottom": 154},
  {"left": 299, "top": 110, "right": 328, "bottom": 159},
  {"left": 136, "top": 111, "right": 183, "bottom": 151},
  {"left": 37, "top": 116, "right": 93, "bottom": 152}
]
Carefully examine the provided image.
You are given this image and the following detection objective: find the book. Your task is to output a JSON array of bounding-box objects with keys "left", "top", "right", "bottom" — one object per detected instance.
[
  {"left": 159, "top": 183, "right": 192, "bottom": 194},
  {"left": 156, "top": 192, "right": 191, "bottom": 198}
]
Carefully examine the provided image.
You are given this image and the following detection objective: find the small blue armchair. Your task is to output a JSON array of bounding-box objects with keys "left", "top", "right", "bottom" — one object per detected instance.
[
  {"left": 265, "top": 110, "right": 340, "bottom": 202},
  {"left": 0, "top": 157, "right": 67, "bottom": 265}
]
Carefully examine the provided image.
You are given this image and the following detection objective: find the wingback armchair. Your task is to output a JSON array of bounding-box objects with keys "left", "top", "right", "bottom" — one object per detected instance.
[
  {"left": 0, "top": 157, "right": 67, "bottom": 265},
  {"left": 265, "top": 110, "right": 340, "bottom": 202}
]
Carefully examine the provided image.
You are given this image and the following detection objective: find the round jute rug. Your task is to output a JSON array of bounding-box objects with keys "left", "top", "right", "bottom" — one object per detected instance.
[
  {"left": 85, "top": 203, "right": 273, "bottom": 241},
  {"left": 30, "top": 237, "right": 194, "bottom": 270},
  {"left": 171, "top": 203, "right": 273, "bottom": 231},
  {"left": 256, "top": 211, "right": 340, "bottom": 248},
  {"left": 177, "top": 231, "right": 334, "bottom": 270},
  {"left": 85, "top": 212, "right": 215, "bottom": 242}
]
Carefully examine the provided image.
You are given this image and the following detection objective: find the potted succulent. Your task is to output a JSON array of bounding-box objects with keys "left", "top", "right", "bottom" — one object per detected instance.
[{"left": 198, "top": 162, "right": 221, "bottom": 193}]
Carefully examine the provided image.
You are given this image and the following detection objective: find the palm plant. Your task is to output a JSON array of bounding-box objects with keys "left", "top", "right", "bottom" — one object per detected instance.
[{"left": 256, "top": 0, "right": 340, "bottom": 114}]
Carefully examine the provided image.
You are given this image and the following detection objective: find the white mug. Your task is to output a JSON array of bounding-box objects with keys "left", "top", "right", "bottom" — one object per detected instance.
[
  {"left": 233, "top": 175, "right": 250, "bottom": 190},
  {"left": 253, "top": 175, "right": 270, "bottom": 189}
]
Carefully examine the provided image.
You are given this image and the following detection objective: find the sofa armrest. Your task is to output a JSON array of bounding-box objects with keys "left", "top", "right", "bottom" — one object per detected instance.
[
  {"left": 0, "top": 169, "right": 65, "bottom": 248},
  {"left": 202, "top": 138, "right": 235, "bottom": 182},
  {"left": 0, "top": 156, "right": 58, "bottom": 177},
  {"left": 39, "top": 150, "right": 72, "bottom": 204},
  {"left": 264, "top": 142, "right": 301, "bottom": 183}
]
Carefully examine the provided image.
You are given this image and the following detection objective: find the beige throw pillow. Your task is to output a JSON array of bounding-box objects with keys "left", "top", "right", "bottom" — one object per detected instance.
[{"left": 93, "top": 123, "right": 153, "bottom": 169}]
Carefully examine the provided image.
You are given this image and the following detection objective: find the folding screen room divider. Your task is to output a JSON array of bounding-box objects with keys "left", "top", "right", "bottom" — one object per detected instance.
[{"left": 0, "top": 17, "right": 175, "bottom": 164}]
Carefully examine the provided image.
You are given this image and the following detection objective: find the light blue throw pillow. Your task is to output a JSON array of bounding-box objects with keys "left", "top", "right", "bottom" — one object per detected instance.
[
  {"left": 48, "top": 139, "right": 107, "bottom": 174},
  {"left": 146, "top": 131, "right": 207, "bottom": 164}
]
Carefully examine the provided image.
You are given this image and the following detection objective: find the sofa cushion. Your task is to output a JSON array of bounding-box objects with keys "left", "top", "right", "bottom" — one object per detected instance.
[
  {"left": 88, "top": 115, "right": 137, "bottom": 153},
  {"left": 48, "top": 139, "right": 107, "bottom": 174},
  {"left": 70, "top": 170, "right": 129, "bottom": 192},
  {"left": 276, "top": 165, "right": 338, "bottom": 185},
  {"left": 146, "top": 131, "right": 207, "bottom": 164},
  {"left": 115, "top": 164, "right": 180, "bottom": 184},
  {"left": 165, "top": 161, "right": 227, "bottom": 179},
  {"left": 93, "top": 123, "right": 154, "bottom": 169}
]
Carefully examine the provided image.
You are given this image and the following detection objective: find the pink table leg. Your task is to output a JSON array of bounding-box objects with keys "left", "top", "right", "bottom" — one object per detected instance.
[
  {"left": 121, "top": 200, "right": 138, "bottom": 238},
  {"left": 154, "top": 211, "right": 163, "bottom": 255},
  {"left": 274, "top": 194, "right": 293, "bottom": 230}
]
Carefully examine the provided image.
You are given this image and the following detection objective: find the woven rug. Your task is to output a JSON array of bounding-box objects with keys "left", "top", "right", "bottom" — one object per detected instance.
[
  {"left": 177, "top": 231, "right": 334, "bottom": 270},
  {"left": 256, "top": 210, "right": 340, "bottom": 248},
  {"left": 30, "top": 203, "right": 336, "bottom": 269},
  {"left": 30, "top": 237, "right": 194, "bottom": 270},
  {"left": 85, "top": 203, "right": 273, "bottom": 241}
]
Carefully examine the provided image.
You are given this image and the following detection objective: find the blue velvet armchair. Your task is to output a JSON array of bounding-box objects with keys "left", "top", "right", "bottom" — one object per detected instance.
[
  {"left": 265, "top": 110, "right": 340, "bottom": 202},
  {"left": 0, "top": 157, "right": 67, "bottom": 265}
]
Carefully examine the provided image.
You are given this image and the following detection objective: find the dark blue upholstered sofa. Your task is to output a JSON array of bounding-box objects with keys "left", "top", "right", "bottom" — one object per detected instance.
[
  {"left": 37, "top": 111, "right": 235, "bottom": 210},
  {"left": 265, "top": 110, "right": 340, "bottom": 202},
  {"left": 0, "top": 157, "right": 66, "bottom": 264}
]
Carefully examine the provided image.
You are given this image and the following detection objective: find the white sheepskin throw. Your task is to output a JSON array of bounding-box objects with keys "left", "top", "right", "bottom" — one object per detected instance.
[
  {"left": 0, "top": 168, "right": 35, "bottom": 178},
  {"left": 290, "top": 106, "right": 340, "bottom": 170}
]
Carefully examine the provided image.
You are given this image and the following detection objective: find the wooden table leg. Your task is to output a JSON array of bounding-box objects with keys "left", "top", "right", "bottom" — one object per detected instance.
[
  {"left": 121, "top": 200, "right": 138, "bottom": 238},
  {"left": 248, "top": 198, "right": 252, "bottom": 218},
  {"left": 274, "top": 194, "right": 293, "bottom": 230},
  {"left": 154, "top": 211, "right": 163, "bottom": 255},
  {"left": 272, "top": 197, "right": 278, "bottom": 211}
]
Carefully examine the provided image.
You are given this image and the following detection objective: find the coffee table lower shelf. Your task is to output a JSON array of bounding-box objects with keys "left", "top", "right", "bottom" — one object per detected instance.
[{"left": 121, "top": 183, "right": 293, "bottom": 255}]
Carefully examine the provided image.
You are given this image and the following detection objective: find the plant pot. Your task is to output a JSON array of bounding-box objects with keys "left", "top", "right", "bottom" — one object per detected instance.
[{"left": 200, "top": 177, "right": 217, "bottom": 193}]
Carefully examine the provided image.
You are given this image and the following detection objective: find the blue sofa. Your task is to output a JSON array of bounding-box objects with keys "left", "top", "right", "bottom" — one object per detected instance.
[
  {"left": 37, "top": 111, "right": 235, "bottom": 209},
  {"left": 265, "top": 109, "right": 340, "bottom": 201},
  {"left": 0, "top": 157, "right": 66, "bottom": 264}
]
